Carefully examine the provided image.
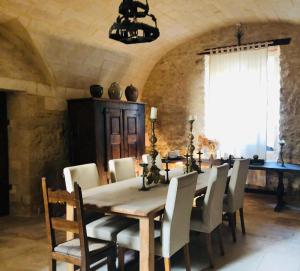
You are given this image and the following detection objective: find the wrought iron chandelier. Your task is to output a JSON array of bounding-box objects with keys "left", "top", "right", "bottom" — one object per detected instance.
[{"left": 109, "top": 0, "right": 160, "bottom": 44}]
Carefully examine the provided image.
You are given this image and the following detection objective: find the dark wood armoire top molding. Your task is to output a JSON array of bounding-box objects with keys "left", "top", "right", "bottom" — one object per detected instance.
[{"left": 68, "top": 97, "right": 146, "bottom": 106}]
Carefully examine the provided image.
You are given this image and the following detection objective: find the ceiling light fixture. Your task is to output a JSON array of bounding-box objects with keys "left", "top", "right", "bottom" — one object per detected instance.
[{"left": 109, "top": 0, "right": 160, "bottom": 44}]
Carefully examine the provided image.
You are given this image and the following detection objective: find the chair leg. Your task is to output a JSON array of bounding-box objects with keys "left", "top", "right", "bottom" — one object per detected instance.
[
  {"left": 205, "top": 233, "right": 214, "bottom": 268},
  {"left": 234, "top": 211, "right": 236, "bottom": 227},
  {"left": 239, "top": 208, "right": 246, "bottom": 235},
  {"left": 183, "top": 244, "right": 191, "bottom": 271},
  {"left": 118, "top": 247, "right": 125, "bottom": 271},
  {"left": 164, "top": 257, "right": 171, "bottom": 271},
  {"left": 228, "top": 212, "right": 236, "bottom": 243},
  {"left": 49, "top": 259, "right": 56, "bottom": 271},
  {"left": 217, "top": 225, "right": 225, "bottom": 256},
  {"left": 108, "top": 250, "right": 117, "bottom": 271}
]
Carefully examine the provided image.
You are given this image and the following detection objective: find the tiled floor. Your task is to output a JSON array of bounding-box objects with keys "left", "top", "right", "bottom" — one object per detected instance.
[{"left": 1, "top": 194, "right": 300, "bottom": 271}]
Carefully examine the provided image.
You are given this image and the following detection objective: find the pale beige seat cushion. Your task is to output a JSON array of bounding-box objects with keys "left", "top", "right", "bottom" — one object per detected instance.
[
  {"left": 117, "top": 221, "right": 162, "bottom": 253},
  {"left": 108, "top": 157, "right": 136, "bottom": 182},
  {"left": 223, "top": 159, "right": 250, "bottom": 213},
  {"left": 86, "top": 215, "right": 137, "bottom": 242},
  {"left": 54, "top": 238, "right": 109, "bottom": 258},
  {"left": 117, "top": 172, "right": 198, "bottom": 258},
  {"left": 191, "top": 164, "right": 229, "bottom": 234}
]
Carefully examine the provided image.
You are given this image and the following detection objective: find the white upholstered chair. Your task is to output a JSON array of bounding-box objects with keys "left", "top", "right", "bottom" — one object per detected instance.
[
  {"left": 117, "top": 171, "right": 198, "bottom": 271},
  {"left": 63, "top": 163, "right": 136, "bottom": 242},
  {"left": 142, "top": 153, "right": 184, "bottom": 182},
  {"left": 108, "top": 157, "right": 136, "bottom": 182},
  {"left": 64, "top": 163, "right": 100, "bottom": 193},
  {"left": 190, "top": 164, "right": 229, "bottom": 268},
  {"left": 223, "top": 159, "right": 250, "bottom": 242}
]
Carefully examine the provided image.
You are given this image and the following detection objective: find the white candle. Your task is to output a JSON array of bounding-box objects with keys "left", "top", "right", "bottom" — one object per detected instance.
[
  {"left": 188, "top": 115, "right": 195, "bottom": 121},
  {"left": 150, "top": 107, "right": 157, "bottom": 119}
]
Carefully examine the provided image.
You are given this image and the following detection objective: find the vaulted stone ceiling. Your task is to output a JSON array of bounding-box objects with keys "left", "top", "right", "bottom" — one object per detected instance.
[{"left": 1, "top": 0, "right": 300, "bottom": 92}]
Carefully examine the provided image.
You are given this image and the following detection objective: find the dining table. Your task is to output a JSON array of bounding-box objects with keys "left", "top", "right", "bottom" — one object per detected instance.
[
  {"left": 248, "top": 162, "right": 300, "bottom": 211},
  {"left": 66, "top": 169, "right": 212, "bottom": 271}
]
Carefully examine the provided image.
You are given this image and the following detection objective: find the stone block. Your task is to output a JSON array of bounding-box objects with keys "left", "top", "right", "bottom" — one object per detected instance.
[{"left": 44, "top": 97, "right": 66, "bottom": 111}]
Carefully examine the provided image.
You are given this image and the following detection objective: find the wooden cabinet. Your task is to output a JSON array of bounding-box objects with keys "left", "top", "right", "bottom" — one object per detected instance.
[{"left": 68, "top": 98, "right": 145, "bottom": 183}]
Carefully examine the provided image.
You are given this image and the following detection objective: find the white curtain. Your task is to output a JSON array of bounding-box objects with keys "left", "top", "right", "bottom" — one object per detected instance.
[{"left": 205, "top": 48, "right": 273, "bottom": 159}]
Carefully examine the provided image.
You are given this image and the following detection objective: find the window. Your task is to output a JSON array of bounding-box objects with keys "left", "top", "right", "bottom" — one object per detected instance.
[{"left": 204, "top": 46, "right": 280, "bottom": 160}]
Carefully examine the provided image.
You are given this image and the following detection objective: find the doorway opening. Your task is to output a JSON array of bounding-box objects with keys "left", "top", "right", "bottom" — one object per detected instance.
[{"left": 0, "top": 92, "right": 9, "bottom": 216}]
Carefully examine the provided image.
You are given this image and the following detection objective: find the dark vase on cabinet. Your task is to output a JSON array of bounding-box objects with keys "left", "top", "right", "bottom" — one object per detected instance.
[{"left": 67, "top": 98, "right": 145, "bottom": 184}]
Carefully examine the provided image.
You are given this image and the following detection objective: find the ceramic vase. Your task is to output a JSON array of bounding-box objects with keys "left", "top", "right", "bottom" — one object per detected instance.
[
  {"left": 125, "top": 84, "right": 139, "bottom": 102},
  {"left": 90, "top": 85, "right": 103, "bottom": 98},
  {"left": 108, "top": 82, "right": 122, "bottom": 100}
]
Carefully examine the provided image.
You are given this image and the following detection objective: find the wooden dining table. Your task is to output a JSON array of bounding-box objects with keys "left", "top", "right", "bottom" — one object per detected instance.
[{"left": 66, "top": 169, "right": 211, "bottom": 271}]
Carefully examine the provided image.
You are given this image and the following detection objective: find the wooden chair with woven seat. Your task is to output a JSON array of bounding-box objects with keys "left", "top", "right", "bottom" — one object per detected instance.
[
  {"left": 64, "top": 163, "right": 136, "bottom": 240},
  {"left": 42, "top": 177, "right": 117, "bottom": 271}
]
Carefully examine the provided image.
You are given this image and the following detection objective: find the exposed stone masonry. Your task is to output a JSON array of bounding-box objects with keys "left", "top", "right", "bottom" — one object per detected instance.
[
  {"left": 142, "top": 22, "right": 300, "bottom": 195},
  {"left": 142, "top": 22, "right": 300, "bottom": 163}
]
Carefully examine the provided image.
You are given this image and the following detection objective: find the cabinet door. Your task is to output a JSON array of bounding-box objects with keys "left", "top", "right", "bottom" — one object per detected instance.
[
  {"left": 105, "top": 108, "right": 124, "bottom": 161},
  {"left": 123, "top": 109, "right": 140, "bottom": 158}
]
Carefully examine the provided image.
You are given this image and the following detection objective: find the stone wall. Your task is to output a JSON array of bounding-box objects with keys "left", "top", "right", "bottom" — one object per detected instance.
[
  {"left": 142, "top": 22, "right": 300, "bottom": 164},
  {"left": 7, "top": 93, "right": 66, "bottom": 215},
  {"left": 142, "top": 22, "right": 300, "bottom": 196},
  {"left": 0, "top": 8, "right": 149, "bottom": 216},
  {"left": 0, "top": 16, "right": 90, "bottom": 216}
]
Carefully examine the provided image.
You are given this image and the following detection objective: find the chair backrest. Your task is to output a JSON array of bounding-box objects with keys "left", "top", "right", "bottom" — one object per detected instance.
[
  {"left": 108, "top": 157, "right": 136, "bottom": 182},
  {"left": 227, "top": 159, "right": 250, "bottom": 212},
  {"left": 63, "top": 163, "right": 100, "bottom": 193},
  {"left": 42, "top": 178, "right": 89, "bottom": 265},
  {"left": 161, "top": 171, "right": 198, "bottom": 257},
  {"left": 202, "top": 164, "right": 229, "bottom": 232},
  {"left": 142, "top": 153, "right": 163, "bottom": 170}
]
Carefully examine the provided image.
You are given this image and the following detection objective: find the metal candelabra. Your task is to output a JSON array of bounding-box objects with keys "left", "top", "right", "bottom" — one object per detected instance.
[
  {"left": 164, "top": 158, "right": 170, "bottom": 184},
  {"left": 147, "top": 119, "right": 162, "bottom": 184},
  {"left": 185, "top": 153, "right": 190, "bottom": 173},
  {"left": 278, "top": 141, "right": 285, "bottom": 167},
  {"left": 186, "top": 119, "right": 201, "bottom": 173},
  {"left": 197, "top": 150, "right": 204, "bottom": 173},
  {"left": 139, "top": 163, "right": 150, "bottom": 191}
]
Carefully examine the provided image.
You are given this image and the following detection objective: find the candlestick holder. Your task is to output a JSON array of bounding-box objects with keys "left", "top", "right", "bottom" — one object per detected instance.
[
  {"left": 139, "top": 163, "right": 150, "bottom": 191},
  {"left": 185, "top": 153, "right": 190, "bottom": 173},
  {"left": 147, "top": 119, "right": 161, "bottom": 184},
  {"left": 187, "top": 119, "right": 201, "bottom": 173},
  {"left": 197, "top": 150, "right": 204, "bottom": 173},
  {"left": 278, "top": 141, "right": 285, "bottom": 167},
  {"left": 164, "top": 158, "right": 170, "bottom": 184}
]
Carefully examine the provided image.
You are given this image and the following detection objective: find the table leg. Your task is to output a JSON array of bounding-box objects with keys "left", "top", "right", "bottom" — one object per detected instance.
[
  {"left": 66, "top": 203, "right": 75, "bottom": 270},
  {"left": 275, "top": 171, "right": 285, "bottom": 212},
  {"left": 139, "top": 216, "right": 155, "bottom": 271}
]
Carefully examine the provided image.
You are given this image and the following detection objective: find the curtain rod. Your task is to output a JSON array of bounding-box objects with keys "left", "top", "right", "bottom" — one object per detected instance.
[{"left": 197, "top": 37, "right": 291, "bottom": 55}]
